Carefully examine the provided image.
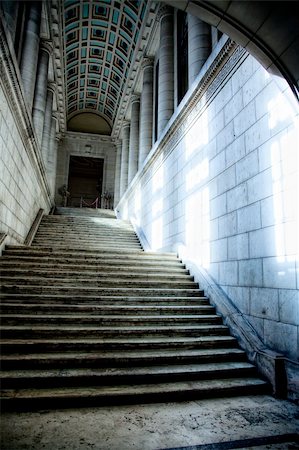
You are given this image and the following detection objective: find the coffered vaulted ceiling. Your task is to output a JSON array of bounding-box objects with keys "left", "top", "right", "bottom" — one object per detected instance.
[{"left": 63, "top": 0, "right": 149, "bottom": 135}]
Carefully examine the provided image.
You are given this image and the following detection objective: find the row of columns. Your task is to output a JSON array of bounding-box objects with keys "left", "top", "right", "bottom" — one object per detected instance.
[
  {"left": 115, "top": 6, "right": 212, "bottom": 205},
  {"left": 3, "top": 1, "right": 58, "bottom": 197}
]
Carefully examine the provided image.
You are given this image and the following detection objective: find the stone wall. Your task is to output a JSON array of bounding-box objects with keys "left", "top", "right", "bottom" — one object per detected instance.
[
  {"left": 0, "top": 83, "right": 51, "bottom": 245},
  {"left": 117, "top": 42, "right": 299, "bottom": 372},
  {"left": 55, "top": 132, "right": 116, "bottom": 207}
]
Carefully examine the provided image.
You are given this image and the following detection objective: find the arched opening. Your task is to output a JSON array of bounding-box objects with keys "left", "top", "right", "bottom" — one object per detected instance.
[{"left": 67, "top": 112, "right": 112, "bottom": 135}]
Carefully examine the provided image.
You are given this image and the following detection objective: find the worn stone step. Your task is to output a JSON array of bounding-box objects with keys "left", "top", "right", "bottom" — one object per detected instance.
[
  {"left": 0, "top": 261, "right": 188, "bottom": 275},
  {"left": 0, "top": 377, "right": 269, "bottom": 411},
  {"left": 0, "top": 294, "right": 209, "bottom": 306},
  {"left": 0, "top": 269, "right": 193, "bottom": 282},
  {"left": 1, "top": 313, "right": 222, "bottom": 326},
  {"left": 35, "top": 227, "right": 138, "bottom": 235},
  {"left": 1, "top": 277, "right": 198, "bottom": 290},
  {"left": 32, "top": 243, "right": 143, "bottom": 251},
  {"left": 4, "top": 246, "right": 177, "bottom": 259},
  {"left": 54, "top": 208, "right": 116, "bottom": 218},
  {"left": 0, "top": 324, "right": 230, "bottom": 338},
  {"left": 1, "top": 348, "right": 246, "bottom": 370},
  {"left": 0, "top": 303, "right": 214, "bottom": 315},
  {"left": 0, "top": 335, "right": 236, "bottom": 354},
  {"left": 0, "top": 362, "right": 255, "bottom": 389},
  {"left": 0, "top": 285, "right": 204, "bottom": 297}
]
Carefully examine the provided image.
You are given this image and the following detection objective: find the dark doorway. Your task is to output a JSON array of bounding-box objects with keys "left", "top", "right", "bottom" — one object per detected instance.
[{"left": 68, "top": 156, "right": 104, "bottom": 207}]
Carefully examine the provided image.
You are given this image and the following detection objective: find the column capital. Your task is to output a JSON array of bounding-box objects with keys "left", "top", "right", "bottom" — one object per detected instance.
[
  {"left": 122, "top": 121, "right": 130, "bottom": 131},
  {"left": 40, "top": 39, "right": 53, "bottom": 55},
  {"left": 157, "top": 5, "right": 173, "bottom": 22},
  {"left": 131, "top": 94, "right": 140, "bottom": 104},
  {"left": 141, "top": 57, "right": 154, "bottom": 70},
  {"left": 47, "top": 82, "right": 56, "bottom": 95}
]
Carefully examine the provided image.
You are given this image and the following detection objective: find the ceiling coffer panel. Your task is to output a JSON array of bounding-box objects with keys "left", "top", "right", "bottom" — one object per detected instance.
[{"left": 64, "top": 0, "right": 146, "bottom": 127}]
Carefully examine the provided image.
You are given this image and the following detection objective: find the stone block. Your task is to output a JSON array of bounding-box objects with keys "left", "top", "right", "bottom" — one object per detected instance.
[
  {"left": 219, "top": 260, "right": 238, "bottom": 285},
  {"left": 225, "top": 134, "right": 246, "bottom": 167},
  {"left": 263, "top": 257, "right": 297, "bottom": 289},
  {"left": 250, "top": 287, "right": 279, "bottom": 321},
  {"left": 228, "top": 233, "right": 249, "bottom": 260},
  {"left": 210, "top": 150, "right": 226, "bottom": 179},
  {"left": 245, "top": 115, "right": 271, "bottom": 154},
  {"left": 216, "top": 121, "right": 235, "bottom": 154},
  {"left": 239, "top": 259, "right": 263, "bottom": 287},
  {"left": 279, "top": 290, "right": 299, "bottom": 326},
  {"left": 226, "top": 286, "right": 250, "bottom": 315},
  {"left": 261, "top": 197, "right": 275, "bottom": 228},
  {"left": 247, "top": 169, "right": 273, "bottom": 204},
  {"left": 217, "top": 165, "right": 236, "bottom": 195},
  {"left": 209, "top": 110, "right": 224, "bottom": 139},
  {"left": 236, "top": 150, "right": 259, "bottom": 184},
  {"left": 224, "top": 88, "right": 243, "bottom": 126},
  {"left": 234, "top": 100, "right": 256, "bottom": 137},
  {"left": 264, "top": 320, "right": 298, "bottom": 360},
  {"left": 218, "top": 212, "right": 237, "bottom": 238},
  {"left": 249, "top": 226, "right": 276, "bottom": 258},
  {"left": 245, "top": 314, "right": 264, "bottom": 341},
  {"left": 227, "top": 183, "right": 248, "bottom": 213},
  {"left": 210, "top": 218, "right": 219, "bottom": 241},
  {"left": 210, "top": 238, "right": 227, "bottom": 263},
  {"left": 210, "top": 193, "right": 227, "bottom": 220}
]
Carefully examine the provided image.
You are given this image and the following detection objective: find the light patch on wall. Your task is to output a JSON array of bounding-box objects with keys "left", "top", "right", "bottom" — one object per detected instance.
[
  {"left": 152, "top": 158, "right": 164, "bottom": 193},
  {"left": 269, "top": 96, "right": 299, "bottom": 263},
  {"left": 185, "top": 109, "right": 209, "bottom": 159},
  {"left": 186, "top": 158, "right": 209, "bottom": 191},
  {"left": 151, "top": 217, "right": 163, "bottom": 251},
  {"left": 152, "top": 198, "right": 163, "bottom": 216},
  {"left": 134, "top": 185, "right": 141, "bottom": 226},
  {"left": 185, "top": 186, "right": 210, "bottom": 268}
]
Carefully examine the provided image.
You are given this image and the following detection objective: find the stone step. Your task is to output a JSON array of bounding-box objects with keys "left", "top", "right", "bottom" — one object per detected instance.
[
  {"left": 1, "top": 313, "right": 222, "bottom": 326},
  {"left": 1, "top": 277, "right": 198, "bottom": 290},
  {"left": 0, "top": 294, "right": 209, "bottom": 306},
  {"left": 0, "top": 255, "right": 182, "bottom": 269},
  {"left": 0, "top": 269, "right": 193, "bottom": 282},
  {"left": 35, "top": 225, "right": 137, "bottom": 233},
  {"left": 0, "top": 377, "right": 269, "bottom": 411},
  {"left": 0, "top": 361, "right": 255, "bottom": 389},
  {"left": 0, "top": 303, "right": 213, "bottom": 315},
  {"left": 0, "top": 324, "right": 230, "bottom": 338},
  {"left": 54, "top": 208, "right": 116, "bottom": 218},
  {"left": 1, "top": 348, "right": 246, "bottom": 370},
  {"left": 32, "top": 243, "right": 143, "bottom": 250},
  {"left": 1, "top": 285, "right": 204, "bottom": 297},
  {"left": 0, "top": 335, "right": 236, "bottom": 354},
  {"left": 0, "top": 261, "right": 188, "bottom": 274},
  {"left": 4, "top": 246, "right": 177, "bottom": 259}
]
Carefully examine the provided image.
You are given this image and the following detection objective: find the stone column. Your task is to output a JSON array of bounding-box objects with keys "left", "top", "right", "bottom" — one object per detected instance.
[
  {"left": 32, "top": 41, "right": 52, "bottom": 146},
  {"left": 19, "top": 1, "right": 42, "bottom": 112},
  {"left": 188, "top": 14, "right": 211, "bottom": 85},
  {"left": 139, "top": 58, "right": 154, "bottom": 169},
  {"left": 128, "top": 95, "right": 140, "bottom": 185},
  {"left": 119, "top": 122, "right": 130, "bottom": 198},
  {"left": 2, "top": 0, "right": 18, "bottom": 42},
  {"left": 157, "top": 6, "right": 174, "bottom": 139},
  {"left": 48, "top": 117, "right": 58, "bottom": 199},
  {"left": 114, "top": 141, "right": 122, "bottom": 207},
  {"left": 41, "top": 85, "right": 55, "bottom": 168}
]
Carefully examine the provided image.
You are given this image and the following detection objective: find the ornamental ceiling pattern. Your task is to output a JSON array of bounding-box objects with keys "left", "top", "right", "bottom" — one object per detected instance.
[{"left": 63, "top": 0, "right": 146, "bottom": 129}]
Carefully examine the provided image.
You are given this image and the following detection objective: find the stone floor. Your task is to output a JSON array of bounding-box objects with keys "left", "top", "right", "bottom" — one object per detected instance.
[{"left": 1, "top": 395, "right": 298, "bottom": 450}]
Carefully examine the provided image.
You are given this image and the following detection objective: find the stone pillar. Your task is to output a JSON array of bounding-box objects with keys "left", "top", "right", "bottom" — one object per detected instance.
[
  {"left": 32, "top": 41, "right": 52, "bottom": 145},
  {"left": 128, "top": 95, "right": 140, "bottom": 185},
  {"left": 2, "top": 1, "right": 18, "bottom": 42},
  {"left": 19, "top": 1, "right": 42, "bottom": 112},
  {"left": 157, "top": 6, "right": 174, "bottom": 139},
  {"left": 114, "top": 141, "right": 122, "bottom": 207},
  {"left": 188, "top": 14, "right": 211, "bottom": 85},
  {"left": 48, "top": 117, "right": 58, "bottom": 198},
  {"left": 41, "top": 85, "right": 55, "bottom": 168},
  {"left": 139, "top": 58, "right": 154, "bottom": 169},
  {"left": 119, "top": 122, "right": 130, "bottom": 198}
]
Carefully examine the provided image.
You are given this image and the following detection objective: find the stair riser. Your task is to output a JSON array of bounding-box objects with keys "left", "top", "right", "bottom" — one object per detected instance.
[
  {"left": 1, "top": 259, "right": 182, "bottom": 269},
  {"left": 0, "top": 367, "right": 255, "bottom": 390},
  {"left": 0, "top": 327, "right": 230, "bottom": 339},
  {"left": 0, "top": 339, "right": 237, "bottom": 354},
  {"left": 1, "top": 287, "right": 204, "bottom": 297},
  {"left": 1, "top": 352, "right": 247, "bottom": 370}
]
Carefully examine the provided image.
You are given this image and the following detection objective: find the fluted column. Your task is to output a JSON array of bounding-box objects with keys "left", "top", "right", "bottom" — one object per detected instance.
[
  {"left": 157, "top": 6, "right": 174, "bottom": 138},
  {"left": 120, "top": 122, "right": 130, "bottom": 198},
  {"left": 139, "top": 58, "right": 154, "bottom": 169},
  {"left": 128, "top": 95, "right": 140, "bottom": 185},
  {"left": 188, "top": 15, "right": 211, "bottom": 85},
  {"left": 19, "top": 1, "right": 42, "bottom": 112},
  {"left": 114, "top": 141, "right": 122, "bottom": 206},
  {"left": 47, "top": 116, "right": 58, "bottom": 198},
  {"left": 32, "top": 41, "right": 52, "bottom": 145},
  {"left": 41, "top": 84, "right": 55, "bottom": 168}
]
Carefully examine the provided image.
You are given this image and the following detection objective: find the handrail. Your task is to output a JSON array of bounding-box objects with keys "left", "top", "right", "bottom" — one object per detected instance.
[{"left": 80, "top": 197, "right": 99, "bottom": 208}]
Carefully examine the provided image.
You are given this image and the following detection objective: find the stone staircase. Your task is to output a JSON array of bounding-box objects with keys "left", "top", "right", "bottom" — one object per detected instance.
[{"left": 0, "top": 207, "right": 270, "bottom": 410}]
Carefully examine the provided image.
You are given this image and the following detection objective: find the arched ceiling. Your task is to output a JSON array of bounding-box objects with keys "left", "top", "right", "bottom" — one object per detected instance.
[{"left": 63, "top": 0, "right": 147, "bottom": 132}]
